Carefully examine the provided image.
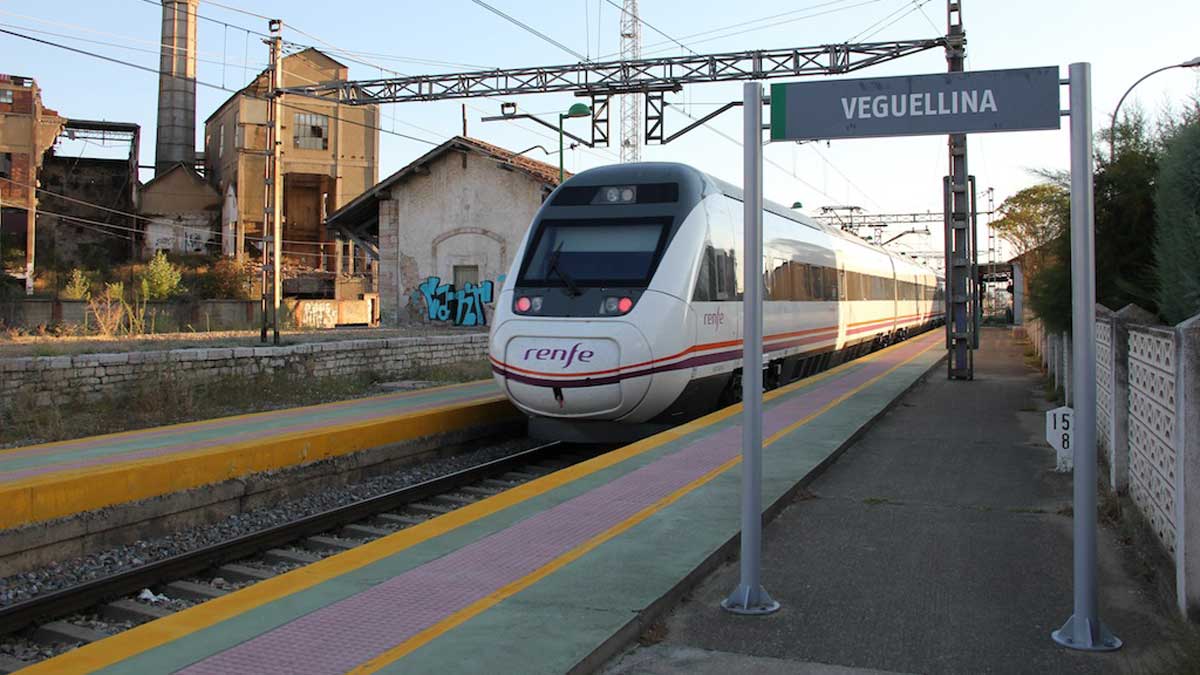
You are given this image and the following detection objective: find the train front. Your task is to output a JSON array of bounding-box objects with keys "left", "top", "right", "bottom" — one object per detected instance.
[{"left": 489, "top": 164, "right": 705, "bottom": 443}]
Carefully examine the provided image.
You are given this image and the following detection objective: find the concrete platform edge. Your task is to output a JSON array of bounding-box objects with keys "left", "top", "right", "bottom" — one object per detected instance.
[{"left": 569, "top": 352, "right": 947, "bottom": 675}]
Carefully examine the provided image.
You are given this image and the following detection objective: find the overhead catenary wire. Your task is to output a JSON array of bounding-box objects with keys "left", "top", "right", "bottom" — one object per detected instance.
[
  {"left": 606, "top": 3, "right": 893, "bottom": 205},
  {"left": 600, "top": 0, "right": 884, "bottom": 59},
  {"left": 0, "top": 21, "right": 266, "bottom": 71},
  {"left": 469, "top": 0, "right": 589, "bottom": 62},
  {"left": 0, "top": 27, "right": 442, "bottom": 148}
]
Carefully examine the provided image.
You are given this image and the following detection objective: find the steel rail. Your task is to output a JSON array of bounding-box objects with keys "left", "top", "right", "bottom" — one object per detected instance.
[{"left": 0, "top": 441, "right": 564, "bottom": 636}]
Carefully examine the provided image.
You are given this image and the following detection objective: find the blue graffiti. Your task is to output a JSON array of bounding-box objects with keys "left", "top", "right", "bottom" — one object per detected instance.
[{"left": 417, "top": 276, "right": 496, "bottom": 327}]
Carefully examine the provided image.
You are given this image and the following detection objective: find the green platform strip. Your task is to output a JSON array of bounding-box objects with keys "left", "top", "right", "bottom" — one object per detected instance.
[{"left": 77, "top": 346, "right": 940, "bottom": 675}]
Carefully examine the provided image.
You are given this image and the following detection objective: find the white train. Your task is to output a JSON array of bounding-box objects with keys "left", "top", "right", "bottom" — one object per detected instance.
[{"left": 489, "top": 163, "right": 944, "bottom": 442}]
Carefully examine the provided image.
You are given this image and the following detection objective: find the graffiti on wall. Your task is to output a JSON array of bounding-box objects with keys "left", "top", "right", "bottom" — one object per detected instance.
[{"left": 415, "top": 275, "right": 499, "bottom": 327}]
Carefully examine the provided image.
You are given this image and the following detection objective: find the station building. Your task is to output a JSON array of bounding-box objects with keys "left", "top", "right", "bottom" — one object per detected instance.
[{"left": 325, "top": 136, "right": 564, "bottom": 326}]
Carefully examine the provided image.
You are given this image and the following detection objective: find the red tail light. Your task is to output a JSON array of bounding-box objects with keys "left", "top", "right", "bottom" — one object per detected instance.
[
  {"left": 515, "top": 297, "right": 532, "bottom": 313},
  {"left": 617, "top": 297, "right": 634, "bottom": 313}
]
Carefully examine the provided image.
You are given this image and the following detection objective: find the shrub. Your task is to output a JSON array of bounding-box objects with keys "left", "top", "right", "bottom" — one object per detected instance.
[
  {"left": 199, "top": 258, "right": 256, "bottom": 300},
  {"left": 60, "top": 269, "right": 92, "bottom": 301},
  {"left": 88, "top": 282, "right": 126, "bottom": 335},
  {"left": 139, "top": 251, "right": 185, "bottom": 301},
  {"left": 1154, "top": 120, "right": 1200, "bottom": 324}
]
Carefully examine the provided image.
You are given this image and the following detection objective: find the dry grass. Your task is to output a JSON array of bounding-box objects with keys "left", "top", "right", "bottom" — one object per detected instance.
[{"left": 0, "top": 325, "right": 487, "bottom": 358}]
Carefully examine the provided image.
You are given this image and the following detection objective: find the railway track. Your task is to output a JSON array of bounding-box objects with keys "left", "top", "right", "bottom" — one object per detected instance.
[{"left": 0, "top": 440, "right": 602, "bottom": 673}]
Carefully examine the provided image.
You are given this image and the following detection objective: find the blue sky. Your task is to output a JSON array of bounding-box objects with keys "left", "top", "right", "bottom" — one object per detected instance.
[{"left": 2, "top": 0, "right": 1198, "bottom": 257}]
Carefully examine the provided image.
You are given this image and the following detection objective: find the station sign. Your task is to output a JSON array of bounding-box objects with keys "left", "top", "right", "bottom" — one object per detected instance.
[{"left": 770, "top": 66, "right": 1061, "bottom": 141}]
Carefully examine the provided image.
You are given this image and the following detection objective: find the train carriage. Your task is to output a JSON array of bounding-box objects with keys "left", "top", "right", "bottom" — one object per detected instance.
[{"left": 489, "top": 163, "right": 944, "bottom": 442}]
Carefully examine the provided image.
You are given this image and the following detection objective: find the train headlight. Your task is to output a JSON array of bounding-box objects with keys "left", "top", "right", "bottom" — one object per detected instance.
[
  {"left": 597, "top": 185, "right": 637, "bottom": 204},
  {"left": 600, "top": 296, "right": 634, "bottom": 315},
  {"left": 515, "top": 296, "right": 542, "bottom": 313}
]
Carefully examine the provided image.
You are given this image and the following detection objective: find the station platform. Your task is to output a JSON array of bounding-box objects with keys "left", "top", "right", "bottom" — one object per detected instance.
[
  {"left": 0, "top": 381, "right": 514, "bottom": 532},
  {"left": 27, "top": 330, "right": 944, "bottom": 674}
]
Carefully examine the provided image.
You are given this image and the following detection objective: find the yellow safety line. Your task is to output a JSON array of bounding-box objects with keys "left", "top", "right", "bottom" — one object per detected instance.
[
  {"left": 349, "top": 333, "right": 942, "bottom": 673},
  {"left": 0, "top": 395, "right": 515, "bottom": 530},
  {"left": 20, "top": 333, "right": 939, "bottom": 675},
  {"left": 348, "top": 457, "right": 744, "bottom": 674}
]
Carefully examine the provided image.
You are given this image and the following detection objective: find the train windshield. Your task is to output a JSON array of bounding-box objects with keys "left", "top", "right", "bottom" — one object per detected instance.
[{"left": 520, "top": 218, "right": 669, "bottom": 286}]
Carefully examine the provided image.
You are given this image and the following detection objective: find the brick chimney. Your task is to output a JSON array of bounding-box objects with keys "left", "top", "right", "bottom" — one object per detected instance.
[{"left": 154, "top": 0, "right": 198, "bottom": 175}]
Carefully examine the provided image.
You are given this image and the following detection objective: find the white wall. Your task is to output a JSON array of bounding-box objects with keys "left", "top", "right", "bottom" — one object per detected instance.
[{"left": 377, "top": 151, "right": 549, "bottom": 325}]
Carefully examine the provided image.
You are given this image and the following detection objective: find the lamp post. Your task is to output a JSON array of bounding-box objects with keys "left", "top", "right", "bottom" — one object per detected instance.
[
  {"left": 559, "top": 103, "right": 591, "bottom": 183},
  {"left": 1109, "top": 57, "right": 1200, "bottom": 160}
]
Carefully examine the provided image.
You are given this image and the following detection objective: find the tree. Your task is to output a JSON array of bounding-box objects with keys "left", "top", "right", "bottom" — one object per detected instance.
[
  {"left": 139, "top": 251, "right": 185, "bottom": 301},
  {"left": 992, "top": 182, "right": 1069, "bottom": 279},
  {"left": 1154, "top": 119, "right": 1200, "bottom": 324},
  {"left": 1093, "top": 111, "right": 1162, "bottom": 312}
]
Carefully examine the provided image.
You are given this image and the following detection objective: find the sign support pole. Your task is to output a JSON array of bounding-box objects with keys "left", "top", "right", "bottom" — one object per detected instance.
[
  {"left": 722, "top": 82, "right": 779, "bottom": 616},
  {"left": 1052, "top": 61, "right": 1121, "bottom": 652}
]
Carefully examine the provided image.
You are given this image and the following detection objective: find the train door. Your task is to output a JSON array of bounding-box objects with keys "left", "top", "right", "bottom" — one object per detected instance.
[
  {"left": 835, "top": 256, "right": 849, "bottom": 351},
  {"left": 887, "top": 257, "right": 899, "bottom": 339}
]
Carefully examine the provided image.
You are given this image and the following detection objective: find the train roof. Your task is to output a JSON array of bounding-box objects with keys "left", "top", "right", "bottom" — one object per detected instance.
[{"left": 565, "top": 162, "right": 941, "bottom": 279}]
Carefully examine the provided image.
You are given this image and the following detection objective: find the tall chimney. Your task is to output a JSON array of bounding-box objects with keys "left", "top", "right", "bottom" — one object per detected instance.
[{"left": 155, "top": 0, "right": 198, "bottom": 175}]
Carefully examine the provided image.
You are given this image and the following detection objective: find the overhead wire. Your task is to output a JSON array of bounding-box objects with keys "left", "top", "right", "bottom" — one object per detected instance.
[
  {"left": 0, "top": 176, "right": 327, "bottom": 251},
  {"left": 0, "top": 27, "right": 442, "bottom": 148},
  {"left": 609, "top": 1, "right": 894, "bottom": 205},
  {"left": 468, "top": 0, "right": 589, "bottom": 62},
  {"left": 0, "top": 21, "right": 265, "bottom": 71}
]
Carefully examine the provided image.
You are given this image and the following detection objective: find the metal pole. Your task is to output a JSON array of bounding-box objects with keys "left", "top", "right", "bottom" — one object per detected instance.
[
  {"left": 25, "top": 80, "right": 40, "bottom": 296},
  {"left": 268, "top": 21, "right": 283, "bottom": 345},
  {"left": 558, "top": 114, "right": 565, "bottom": 183},
  {"left": 945, "top": 0, "right": 972, "bottom": 379},
  {"left": 1052, "top": 61, "right": 1121, "bottom": 652},
  {"left": 722, "top": 82, "right": 778, "bottom": 616}
]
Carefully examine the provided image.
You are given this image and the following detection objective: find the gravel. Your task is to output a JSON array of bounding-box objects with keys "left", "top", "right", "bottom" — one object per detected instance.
[{"left": 0, "top": 437, "right": 540, "bottom": 608}]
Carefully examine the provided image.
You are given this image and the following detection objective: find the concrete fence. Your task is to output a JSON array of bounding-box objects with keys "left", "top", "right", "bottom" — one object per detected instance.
[
  {"left": 1024, "top": 306, "right": 1200, "bottom": 619},
  {"left": 0, "top": 333, "right": 489, "bottom": 416}
]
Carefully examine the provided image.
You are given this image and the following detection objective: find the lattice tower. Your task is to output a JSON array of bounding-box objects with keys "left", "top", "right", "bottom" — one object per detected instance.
[{"left": 619, "top": 0, "right": 642, "bottom": 162}]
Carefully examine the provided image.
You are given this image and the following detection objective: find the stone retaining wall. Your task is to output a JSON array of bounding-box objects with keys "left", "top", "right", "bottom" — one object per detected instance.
[{"left": 0, "top": 334, "right": 489, "bottom": 413}]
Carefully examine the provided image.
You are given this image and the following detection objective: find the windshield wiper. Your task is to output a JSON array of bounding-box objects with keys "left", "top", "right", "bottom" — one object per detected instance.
[{"left": 546, "top": 241, "right": 581, "bottom": 296}]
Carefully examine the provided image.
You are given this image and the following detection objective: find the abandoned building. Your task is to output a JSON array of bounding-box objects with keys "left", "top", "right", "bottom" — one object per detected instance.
[
  {"left": 0, "top": 74, "right": 66, "bottom": 293},
  {"left": 140, "top": 163, "right": 221, "bottom": 257},
  {"left": 203, "top": 47, "right": 380, "bottom": 271},
  {"left": 325, "top": 136, "right": 564, "bottom": 326},
  {"left": 37, "top": 120, "right": 141, "bottom": 274}
]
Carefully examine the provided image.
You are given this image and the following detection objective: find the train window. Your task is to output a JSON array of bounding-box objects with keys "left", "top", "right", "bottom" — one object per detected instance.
[
  {"left": 827, "top": 267, "right": 841, "bottom": 301},
  {"left": 520, "top": 218, "right": 669, "bottom": 286},
  {"left": 693, "top": 245, "right": 715, "bottom": 301},
  {"left": 714, "top": 248, "right": 736, "bottom": 300},
  {"left": 847, "top": 272, "right": 862, "bottom": 301},
  {"left": 792, "top": 263, "right": 811, "bottom": 301}
]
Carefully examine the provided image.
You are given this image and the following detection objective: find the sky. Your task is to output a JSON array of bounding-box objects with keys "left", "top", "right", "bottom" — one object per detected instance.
[{"left": 2, "top": 0, "right": 1198, "bottom": 263}]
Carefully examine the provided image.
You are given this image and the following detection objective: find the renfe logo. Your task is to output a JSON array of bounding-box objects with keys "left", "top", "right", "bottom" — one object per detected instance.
[
  {"left": 703, "top": 309, "right": 725, "bottom": 328},
  {"left": 523, "top": 343, "right": 595, "bottom": 369}
]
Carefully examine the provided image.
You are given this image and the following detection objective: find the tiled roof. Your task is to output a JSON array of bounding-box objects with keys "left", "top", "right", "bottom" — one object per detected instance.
[
  {"left": 454, "top": 136, "right": 568, "bottom": 186},
  {"left": 326, "top": 135, "right": 571, "bottom": 230}
]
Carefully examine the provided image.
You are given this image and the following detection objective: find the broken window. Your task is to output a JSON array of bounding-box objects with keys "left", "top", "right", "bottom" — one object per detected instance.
[
  {"left": 0, "top": 153, "right": 10, "bottom": 178},
  {"left": 293, "top": 112, "right": 329, "bottom": 150},
  {"left": 0, "top": 90, "right": 12, "bottom": 104},
  {"left": 453, "top": 265, "right": 480, "bottom": 289}
]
